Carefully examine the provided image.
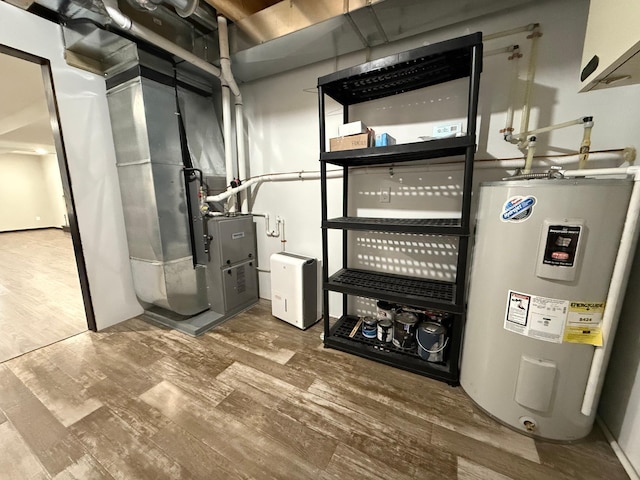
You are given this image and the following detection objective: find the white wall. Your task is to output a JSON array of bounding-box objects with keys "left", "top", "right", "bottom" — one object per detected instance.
[
  {"left": 0, "top": 2, "right": 142, "bottom": 329},
  {"left": 600, "top": 247, "right": 640, "bottom": 473},
  {"left": 240, "top": 0, "right": 640, "bottom": 473},
  {"left": 242, "top": 0, "right": 640, "bottom": 304},
  {"left": 41, "top": 153, "right": 67, "bottom": 228},
  {"left": 0, "top": 153, "right": 58, "bottom": 231}
]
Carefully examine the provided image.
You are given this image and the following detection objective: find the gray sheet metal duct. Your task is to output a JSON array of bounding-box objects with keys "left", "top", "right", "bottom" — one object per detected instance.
[{"left": 107, "top": 62, "right": 224, "bottom": 315}]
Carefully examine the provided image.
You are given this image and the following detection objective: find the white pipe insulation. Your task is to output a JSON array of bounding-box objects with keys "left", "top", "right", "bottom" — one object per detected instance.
[
  {"left": 522, "top": 136, "right": 536, "bottom": 173},
  {"left": 509, "top": 117, "right": 588, "bottom": 142},
  {"left": 417, "top": 149, "right": 632, "bottom": 172},
  {"left": 204, "top": 149, "right": 633, "bottom": 204},
  {"left": 519, "top": 26, "right": 541, "bottom": 138},
  {"left": 476, "top": 149, "right": 632, "bottom": 170},
  {"left": 235, "top": 102, "right": 247, "bottom": 211},
  {"left": 483, "top": 23, "right": 538, "bottom": 41},
  {"left": 558, "top": 166, "right": 640, "bottom": 417},
  {"left": 217, "top": 15, "right": 248, "bottom": 213},
  {"left": 221, "top": 82, "right": 234, "bottom": 189},
  {"left": 205, "top": 170, "right": 344, "bottom": 203},
  {"left": 216, "top": 16, "right": 241, "bottom": 99},
  {"left": 503, "top": 47, "right": 520, "bottom": 136}
]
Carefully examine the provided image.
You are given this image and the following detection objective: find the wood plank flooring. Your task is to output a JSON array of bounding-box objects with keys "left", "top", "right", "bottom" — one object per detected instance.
[
  {"left": 0, "top": 229, "right": 87, "bottom": 362},
  {"left": 0, "top": 301, "right": 630, "bottom": 479}
]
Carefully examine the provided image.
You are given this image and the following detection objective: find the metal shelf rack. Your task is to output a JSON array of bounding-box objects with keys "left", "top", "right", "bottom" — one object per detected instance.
[{"left": 318, "top": 32, "right": 482, "bottom": 385}]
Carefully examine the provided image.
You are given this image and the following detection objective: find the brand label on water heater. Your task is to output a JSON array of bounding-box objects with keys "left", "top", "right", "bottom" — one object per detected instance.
[
  {"left": 542, "top": 225, "right": 581, "bottom": 267},
  {"left": 500, "top": 195, "right": 537, "bottom": 222}
]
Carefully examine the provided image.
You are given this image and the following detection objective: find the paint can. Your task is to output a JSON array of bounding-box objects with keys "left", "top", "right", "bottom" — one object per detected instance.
[
  {"left": 376, "top": 300, "right": 396, "bottom": 322},
  {"left": 392, "top": 311, "right": 418, "bottom": 348},
  {"left": 361, "top": 316, "right": 378, "bottom": 339},
  {"left": 377, "top": 318, "right": 393, "bottom": 343},
  {"left": 417, "top": 322, "right": 448, "bottom": 363}
]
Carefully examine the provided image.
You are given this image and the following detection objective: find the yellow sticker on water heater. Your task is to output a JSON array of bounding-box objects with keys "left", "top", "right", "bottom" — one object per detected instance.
[{"left": 563, "top": 302, "right": 605, "bottom": 346}]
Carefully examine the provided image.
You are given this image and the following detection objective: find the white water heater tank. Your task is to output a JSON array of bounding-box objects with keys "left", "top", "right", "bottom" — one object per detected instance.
[{"left": 461, "top": 178, "right": 632, "bottom": 441}]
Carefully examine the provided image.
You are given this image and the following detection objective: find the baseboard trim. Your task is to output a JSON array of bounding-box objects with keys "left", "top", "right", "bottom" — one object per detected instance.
[
  {"left": 0, "top": 226, "right": 64, "bottom": 234},
  {"left": 596, "top": 416, "right": 640, "bottom": 480}
]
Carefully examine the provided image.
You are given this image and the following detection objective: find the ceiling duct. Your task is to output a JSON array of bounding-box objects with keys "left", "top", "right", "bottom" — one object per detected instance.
[
  {"left": 27, "top": 0, "right": 219, "bottom": 76},
  {"left": 23, "top": 0, "right": 536, "bottom": 82},
  {"left": 228, "top": 0, "right": 536, "bottom": 82}
]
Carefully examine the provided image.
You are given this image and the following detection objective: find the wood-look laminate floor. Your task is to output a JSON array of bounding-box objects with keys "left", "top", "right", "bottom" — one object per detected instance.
[
  {"left": 0, "top": 229, "right": 87, "bottom": 363},
  {"left": 0, "top": 300, "right": 629, "bottom": 479}
]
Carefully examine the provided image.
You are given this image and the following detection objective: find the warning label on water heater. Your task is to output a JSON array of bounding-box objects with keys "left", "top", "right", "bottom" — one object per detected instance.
[{"left": 504, "top": 290, "right": 569, "bottom": 343}]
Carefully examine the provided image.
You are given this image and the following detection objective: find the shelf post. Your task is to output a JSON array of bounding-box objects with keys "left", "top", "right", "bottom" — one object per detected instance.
[
  {"left": 342, "top": 105, "right": 349, "bottom": 315},
  {"left": 461, "top": 42, "right": 483, "bottom": 231},
  {"left": 319, "top": 86, "right": 330, "bottom": 341}
]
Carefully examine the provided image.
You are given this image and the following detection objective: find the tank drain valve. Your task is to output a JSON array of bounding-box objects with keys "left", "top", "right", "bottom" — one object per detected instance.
[{"left": 520, "top": 416, "right": 537, "bottom": 433}]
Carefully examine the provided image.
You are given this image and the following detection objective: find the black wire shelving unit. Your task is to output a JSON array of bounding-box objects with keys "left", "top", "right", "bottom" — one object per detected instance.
[{"left": 318, "top": 32, "right": 483, "bottom": 385}]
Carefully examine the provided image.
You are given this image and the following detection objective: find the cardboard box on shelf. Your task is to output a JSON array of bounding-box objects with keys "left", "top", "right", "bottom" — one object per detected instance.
[
  {"left": 338, "top": 120, "right": 368, "bottom": 137},
  {"left": 329, "top": 130, "right": 374, "bottom": 152}
]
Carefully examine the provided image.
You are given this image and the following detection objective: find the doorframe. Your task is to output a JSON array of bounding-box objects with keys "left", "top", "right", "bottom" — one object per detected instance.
[{"left": 0, "top": 44, "right": 97, "bottom": 332}]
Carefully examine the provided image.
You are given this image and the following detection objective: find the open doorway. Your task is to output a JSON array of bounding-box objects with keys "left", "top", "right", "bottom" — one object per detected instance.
[{"left": 0, "top": 46, "right": 94, "bottom": 362}]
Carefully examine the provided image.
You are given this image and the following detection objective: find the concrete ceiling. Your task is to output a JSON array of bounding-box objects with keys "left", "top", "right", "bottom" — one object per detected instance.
[{"left": 0, "top": 52, "right": 55, "bottom": 156}]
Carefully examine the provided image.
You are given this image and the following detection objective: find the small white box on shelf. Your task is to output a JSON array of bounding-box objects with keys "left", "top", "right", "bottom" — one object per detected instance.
[{"left": 338, "top": 120, "right": 368, "bottom": 137}]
